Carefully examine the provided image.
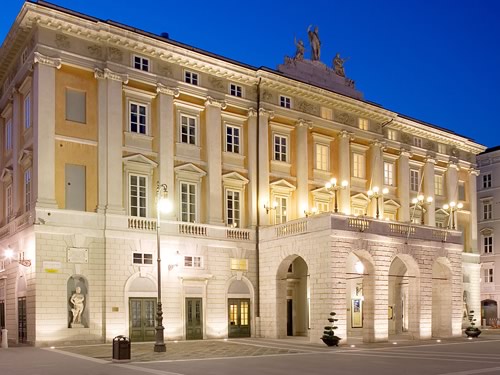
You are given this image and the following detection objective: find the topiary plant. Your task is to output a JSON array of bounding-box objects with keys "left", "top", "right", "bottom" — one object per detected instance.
[
  {"left": 465, "top": 310, "right": 481, "bottom": 338},
  {"left": 321, "top": 311, "right": 341, "bottom": 346}
]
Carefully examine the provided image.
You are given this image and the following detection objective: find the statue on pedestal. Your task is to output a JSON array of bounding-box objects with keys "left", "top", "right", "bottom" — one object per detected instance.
[
  {"left": 333, "top": 53, "right": 349, "bottom": 77},
  {"left": 294, "top": 37, "right": 305, "bottom": 60},
  {"left": 70, "top": 286, "right": 85, "bottom": 327},
  {"left": 307, "top": 25, "right": 321, "bottom": 61}
]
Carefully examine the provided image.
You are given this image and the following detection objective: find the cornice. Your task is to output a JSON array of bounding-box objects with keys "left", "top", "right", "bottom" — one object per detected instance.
[{"left": 33, "top": 52, "right": 61, "bottom": 69}]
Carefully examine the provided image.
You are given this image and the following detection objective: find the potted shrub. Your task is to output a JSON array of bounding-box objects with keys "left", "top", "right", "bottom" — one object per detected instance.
[
  {"left": 464, "top": 310, "right": 481, "bottom": 338},
  {"left": 321, "top": 311, "right": 341, "bottom": 346}
]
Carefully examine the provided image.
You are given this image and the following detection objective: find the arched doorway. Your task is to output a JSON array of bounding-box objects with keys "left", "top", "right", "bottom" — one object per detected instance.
[
  {"left": 227, "top": 278, "right": 252, "bottom": 338},
  {"left": 482, "top": 299, "right": 498, "bottom": 326},
  {"left": 125, "top": 275, "right": 157, "bottom": 342},
  {"left": 276, "top": 256, "right": 309, "bottom": 338},
  {"left": 432, "top": 258, "right": 452, "bottom": 337}
]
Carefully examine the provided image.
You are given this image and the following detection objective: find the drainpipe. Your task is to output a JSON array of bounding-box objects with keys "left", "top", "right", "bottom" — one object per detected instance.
[{"left": 255, "top": 77, "right": 262, "bottom": 319}]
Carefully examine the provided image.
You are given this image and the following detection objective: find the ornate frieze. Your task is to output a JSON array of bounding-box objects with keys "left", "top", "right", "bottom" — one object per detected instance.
[
  {"left": 93, "top": 68, "right": 128, "bottom": 83},
  {"left": 335, "top": 111, "right": 355, "bottom": 126},
  {"left": 88, "top": 44, "right": 103, "bottom": 59},
  {"left": 208, "top": 76, "right": 225, "bottom": 90},
  {"left": 156, "top": 83, "right": 179, "bottom": 97},
  {"left": 55, "top": 34, "right": 70, "bottom": 49},
  {"left": 108, "top": 47, "right": 123, "bottom": 63},
  {"left": 296, "top": 100, "right": 318, "bottom": 116},
  {"left": 33, "top": 52, "right": 62, "bottom": 69}
]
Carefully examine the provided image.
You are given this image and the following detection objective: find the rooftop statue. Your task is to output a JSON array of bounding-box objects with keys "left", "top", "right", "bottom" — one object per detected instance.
[
  {"left": 307, "top": 25, "right": 321, "bottom": 61},
  {"left": 294, "top": 37, "right": 305, "bottom": 60},
  {"left": 333, "top": 53, "right": 349, "bottom": 77}
]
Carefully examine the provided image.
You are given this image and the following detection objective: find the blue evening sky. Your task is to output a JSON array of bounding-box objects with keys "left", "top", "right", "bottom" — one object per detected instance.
[{"left": 2, "top": 0, "right": 499, "bottom": 149}]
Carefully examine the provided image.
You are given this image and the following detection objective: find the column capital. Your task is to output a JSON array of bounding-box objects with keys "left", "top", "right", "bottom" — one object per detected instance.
[
  {"left": 34, "top": 52, "right": 61, "bottom": 69},
  {"left": 295, "top": 118, "right": 312, "bottom": 129},
  {"left": 399, "top": 148, "right": 412, "bottom": 158},
  {"left": 337, "top": 130, "right": 354, "bottom": 141},
  {"left": 205, "top": 95, "right": 227, "bottom": 109},
  {"left": 370, "top": 139, "right": 386, "bottom": 150},
  {"left": 425, "top": 155, "right": 436, "bottom": 164},
  {"left": 468, "top": 167, "right": 480, "bottom": 176},
  {"left": 156, "top": 83, "right": 179, "bottom": 97},
  {"left": 259, "top": 108, "right": 274, "bottom": 120},
  {"left": 447, "top": 160, "right": 460, "bottom": 170},
  {"left": 247, "top": 107, "right": 258, "bottom": 118},
  {"left": 94, "top": 68, "right": 129, "bottom": 84}
]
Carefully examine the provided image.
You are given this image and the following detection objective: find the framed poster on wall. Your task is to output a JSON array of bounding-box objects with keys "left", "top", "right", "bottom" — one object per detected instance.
[{"left": 351, "top": 298, "right": 363, "bottom": 328}]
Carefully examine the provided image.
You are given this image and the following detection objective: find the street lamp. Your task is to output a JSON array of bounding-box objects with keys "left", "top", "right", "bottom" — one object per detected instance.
[
  {"left": 442, "top": 201, "right": 463, "bottom": 230},
  {"left": 411, "top": 194, "right": 433, "bottom": 225},
  {"left": 367, "top": 186, "right": 388, "bottom": 219},
  {"left": 155, "top": 182, "right": 170, "bottom": 353},
  {"left": 324, "top": 178, "right": 348, "bottom": 213}
]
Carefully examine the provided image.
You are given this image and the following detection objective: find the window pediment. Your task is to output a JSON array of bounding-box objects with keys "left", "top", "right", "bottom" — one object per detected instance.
[
  {"left": 222, "top": 172, "right": 249, "bottom": 189},
  {"left": 480, "top": 227, "right": 494, "bottom": 236},
  {"left": 1, "top": 167, "right": 13, "bottom": 183},
  {"left": 351, "top": 193, "right": 370, "bottom": 204},
  {"left": 18, "top": 149, "right": 33, "bottom": 169},
  {"left": 123, "top": 154, "right": 157, "bottom": 175},
  {"left": 270, "top": 179, "right": 296, "bottom": 195},
  {"left": 175, "top": 163, "right": 206, "bottom": 183}
]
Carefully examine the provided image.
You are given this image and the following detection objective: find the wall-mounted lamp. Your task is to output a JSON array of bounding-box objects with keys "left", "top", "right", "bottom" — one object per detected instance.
[
  {"left": 264, "top": 201, "right": 278, "bottom": 214},
  {"left": 168, "top": 251, "right": 181, "bottom": 271},
  {"left": 3, "top": 247, "right": 31, "bottom": 267}
]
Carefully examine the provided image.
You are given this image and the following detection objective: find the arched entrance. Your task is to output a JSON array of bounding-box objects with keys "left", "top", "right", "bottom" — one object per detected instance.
[
  {"left": 276, "top": 255, "right": 309, "bottom": 338},
  {"left": 482, "top": 299, "right": 498, "bottom": 326},
  {"left": 432, "top": 258, "right": 452, "bottom": 337},
  {"left": 124, "top": 274, "right": 157, "bottom": 342}
]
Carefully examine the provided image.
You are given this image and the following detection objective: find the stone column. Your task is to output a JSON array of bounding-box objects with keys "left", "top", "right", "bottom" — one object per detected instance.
[
  {"left": 258, "top": 109, "right": 273, "bottom": 226},
  {"left": 157, "top": 84, "right": 179, "bottom": 220},
  {"left": 468, "top": 168, "right": 480, "bottom": 253},
  {"left": 96, "top": 76, "right": 107, "bottom": 213},
  {"left": 33, "top": 52, "right": 60, "bottom": 209},
  {"left": 397, "top": 149, "right": 411, "bottom": 222},
  {"left": 337, "top": 131, "right": 352, "bottom": 215},
  {"left": 423, "top": 156, "right": 436, "bottom": 226},
  {"left": 369, "top": 141, "right": 384, "bottom": 218},
  {"left": 205, "top": 96, "right": 226, "bottom": 225},
  {"left": 296, "top": 119, "right": 309, "bottom": 217},
  {"left": 247, "top": 108, "right": 258, "bottom": 227},
  {"left": 95, "top": 68, "right": 128, "bottom": 215},
  {"left": 446, "top": 159, "right": 459, "bottom": 226}
]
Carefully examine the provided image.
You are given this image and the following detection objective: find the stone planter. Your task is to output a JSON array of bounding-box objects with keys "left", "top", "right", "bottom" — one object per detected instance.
[
  {"left": 465, "top": 328, "right": 481, "bottom": 338},
  {"left": 321, "top": 336, "right": 341, "bottom": 347}
]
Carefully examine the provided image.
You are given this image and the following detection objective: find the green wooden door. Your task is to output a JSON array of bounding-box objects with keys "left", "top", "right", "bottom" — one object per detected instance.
[
  {"left": 228, "top": 298, "right": 250, "bottom": 338},
  {"left": 129, "top": 298, "right": 156, "bottom": 342},
  {"left": 186, "top": 298, "right": 203, "bottom": 340}
]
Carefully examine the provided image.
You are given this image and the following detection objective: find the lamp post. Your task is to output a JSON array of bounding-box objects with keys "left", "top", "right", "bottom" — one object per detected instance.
[
  {"left": 411, "top": 194, "right": 433, "bottom": 225},
  {"left": 324, "top": 178, "right": 348, "bottom": 213},
  {"left": 367, "top": 186, "right": 388, "bottom": 219},
  {"left": 154, "top": 182, "right": 169, "bottom": 353},
  {"left": 442, "top": 201, "right": 463, "bottom": 230}
]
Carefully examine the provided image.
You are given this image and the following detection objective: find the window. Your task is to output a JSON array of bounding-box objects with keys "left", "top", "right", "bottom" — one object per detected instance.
[
  {"left": 413, "top": 137, "right": 422, "bottom": 148},
  {"left": 483, "top": 173, "right": 492, "bottom": 189},
  {"left": 275, "top": 196, "right": 288, "bottom": 224},
  {"left": 0, "top": 300, "right": 4, "bottom": 329},
  {"left": 184, "top": 255, "right": 202, "bottom": 268},
  {"left": 133, "top": 55, "right": 150, "bottom": 72},
  {"left": 24, "top": 168, "right": 31, "bottom": 212},
  {"left": 133, "top": 252, "right": 153, "bottom": 265},
  {"left": 279, "top": 95, "right": 291, "bottom": 109},
  {"left": 5, "top": 119, "right": 12, "bottom": 151},
  {"left": 484, "top": 236, "right": 493, "bottom": 254},
  {"left": 483, "top": 201, "right": 492, "bottom": 220},
  {"left": 129, "top": 174, "right": 147, "bottom": 217},
  {"left": 5, "top": 184, "right": 12, "bottom": 219},
  {"left": 434, "top": 175, "right": 444, "bottom": 196},
  {"left": 410, "top": 169, "right": 420, "bottom": 192},
  {"left": 321, "top": 107, "right": 333, "bottom": 120},
  {"left": 229, "top": 83, "right": 242, "bottom": 97},
  {"left": 181, "top": 115, "right": 197, "bottom": 145},
  {"left": 65, "top": 89, "right": 86, "bottom": 123},
  {"left": 315, "top": 201, "right": 329, "bottom": 213},
  {"left": 129, "top": 102, "right": 147, "bottom": 134},
  {"left": 352, "top": 207, "right": 366, "bottom": 216},
  {"left": 180, "top": 182, "right": 196, "bottom": 222},
  {"left": 458, "top": 181, "right": 466, "bottom": 201},
  {"left": 484, "top": 267, "right": 494, "bottom": 283},
  {"left": 226, "top": 189, "right": 240, "bottom": 227},
  {"left": 23, "top": 94, "right": 31, "bottom": 129},
  {"left": 226, "top": 125, "right": 240, "bottom": 153},
  {"left": 387, "top": 129, "right": 397, "bottom": 141},
  {"left": 184, "top": 70, "right": 199, "bottom": 85},
  {"left": 384, "top": 162, "right": 394, "bottom": 186},
  {"left": 358, "top": 118, "right": 368, "bottom": 131},
  {"left": 315, "top": 144, "right": 329, "bottom": 171},
  {"left": 438, "top": 143, "right": 447, "bottom": 154},
  {"left": 274, "top": 134, "right": 288, "bottom": 162},
  {"left": 230, "top": 258, "right": 248, "bottom": 271},
  {"left": 352, "top": 153, "right": 365, "bottom": 178}
]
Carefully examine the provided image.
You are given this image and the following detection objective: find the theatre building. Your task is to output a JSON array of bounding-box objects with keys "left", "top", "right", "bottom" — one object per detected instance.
[{"left": 0, "top": 1, "right": 485, "bottom": 346}]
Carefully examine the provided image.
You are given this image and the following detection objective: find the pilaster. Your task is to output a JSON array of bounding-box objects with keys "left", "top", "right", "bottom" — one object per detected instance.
[
  {"left": 369, "top": 140, "right": 384, "bottom": 217},
  {"left": 397, "top": 149, "right": 411, "bottom": 222},
  {"left": 468, "top": 168, "right": 480, "bottom": 253},
  {"left": 247, "top": 108, "right": 258, "bottom": 227},
  {"left": 296, "top": 119, "right": 310, "bottom": 217},
  {"left": 337, "top": 130, "right": 353, "bottom": 214},
  {"left": 258, "top": 108, "right": 273, "bottom": 225},
  {"left": 423, "top": 156, "right": 436, "bottom": 226},
  {"left": 12, "top": 89, "right": 22, "bottom": 215}
]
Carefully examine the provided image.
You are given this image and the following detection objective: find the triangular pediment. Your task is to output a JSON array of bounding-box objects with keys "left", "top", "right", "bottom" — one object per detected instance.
[
  {"left": 122, "top": 154, "right": 158, "bottom": 168},
  {"left": 17, "top": 149, "right": 33, "bottom": 169},
  {"left": 480, "top": 227, "right": 494, "bottom": 236},
  {"left": 435, "top": 208, "right": 450, "bottom": 216},
  {"left": 351, "top": 193, "right": 370, "bottom": 203},
  {"left": 270, "top": 179, "right": 296, "bottom": 191},
  {"left": 1, "top": 167, "right": 13, "bottom": 183},
  {"left": 384, "top": 199, "right": 401, "bottom": 208},
  {"left": 174, "top": 163, "right": 207, "bottom": 176},
  {"left": 222, "top": 172, "right": 249, "bottom": 184}
]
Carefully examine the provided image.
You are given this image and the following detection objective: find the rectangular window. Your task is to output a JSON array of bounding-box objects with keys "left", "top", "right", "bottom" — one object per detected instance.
[
  {"left": 484, "top": 268, "right": 494, "bottom": 283},
  {"left": 65, "top": 89, "right": 86, "bottom": 124},
  {"left": 410, "top": 169, "right": 420, "bottom": 192},
  {"left": 181, "top": 115, "right": 197, "bottom": 145},
  {"left": 5, "top": 184, "right": 12, "bottom": 219},
  {"left": 275, "top": 196, "right": 288, "bottom": 224},
  {"left": 483, "top": 173, "right": 492, "bottom": 189},
  {"left": 484, "top": 236, "right": 493, "bottom": 254},
  {"left": 315, "top": 201, "right": 329, "bottom": 213},
  {"left": 181, "top": 182, "right": 196, "bottom": 222},
  {"left": 129, "top": 174, "right": 147, "bottom": 217},
  {"left": 226, "top": 125, "right": 240, "bottom": 153},
  {"left": 413, "top": 137, "right": 422, "bottom": 148},
  {"left": 387, "top": 129, "right": 397, "bottom": 141},
  {"left": 384, "top": 162, "right": 394, "bottom": 186},
  {"left": 279, "top": 95, "right": 291, "bottom": 109},
  {"left": 229, "top": 83, "right": 242, "bottom": 97},
  {"left": 226, "top": 189, "right": 240, "bottom": 227},
  {"left": 5, "top": 119, "right": 12, "bottom": 151},
  {"left": 352, "top": 153, "right": 365, "bottom": 178},
  {"left": 133, "top": 253, "right": 153, "bottom": 265},
  {"left": 358, "top": 118, "right": 368, "bottom": 131},
  {"left": 320, "top": 107, "right": 333, "bottom": 120},
  {"left": 23, "top": 94, "right": 31, "bottom": 129},
  {"left": 274, "top": 134, "right": 287, "bottom": 162},
  {"left": 184, "top": 70, "right": 199, "bottom": 85},
  {"left": 0, "top": 300, "right": 5, "bottom": 329},
  {"left": 129, "top": 102, "right": 147, "bottom": 134},
  {"left": 24, "top": 168, "right": 31, "bottom": 212},
  {"left": 458, "top": 181, "right": 466, "bottom": 201},
  {"left": 184, "top": 255, "right": 202, "bottom": 268},
  {"left": 230, "top": 258, "right": 248, "bottom": 271},
  {"left": 434, "top": 175, "right": 444, "bottom": 196},
  {"left": 315, "top": 144, "right": 329, "bottom": 171},
  {"left": 133, "top": 55, "right": 150, "bottom": 72},
  {"left": 483, "top": 201, "right": 492, "bottom": 220},
  {"left": 438, "top": 143, "right": 447, "bottom": 154}
]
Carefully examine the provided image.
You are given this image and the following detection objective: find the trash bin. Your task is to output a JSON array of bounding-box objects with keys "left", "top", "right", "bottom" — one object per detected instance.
[{"left": 112, "top": 335, "right": 131, "bottom": 361}]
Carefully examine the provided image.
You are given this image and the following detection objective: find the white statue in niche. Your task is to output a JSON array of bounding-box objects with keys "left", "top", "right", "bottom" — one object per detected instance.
[{"left": 70, "top": 286, "right": 85, "bottom": 327}]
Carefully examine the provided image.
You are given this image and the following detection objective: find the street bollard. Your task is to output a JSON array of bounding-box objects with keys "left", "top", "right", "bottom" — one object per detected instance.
[{"left": 1, "top": 329, "right": 8, "bottom": 348}]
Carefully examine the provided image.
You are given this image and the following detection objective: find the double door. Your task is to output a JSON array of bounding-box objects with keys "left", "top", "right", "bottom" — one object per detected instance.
[
  {"left": 228, "top": 298, "right": 250, "bottom": 338},
  {"left": 129, "top": 298, "right": 156, "bottom": 342}
]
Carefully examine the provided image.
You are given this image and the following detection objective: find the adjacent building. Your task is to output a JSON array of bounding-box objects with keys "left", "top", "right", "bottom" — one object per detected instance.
[{"left": 0, "top": 1, "right": 486, "bottom": 347}]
